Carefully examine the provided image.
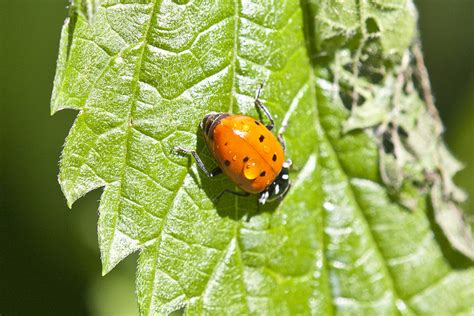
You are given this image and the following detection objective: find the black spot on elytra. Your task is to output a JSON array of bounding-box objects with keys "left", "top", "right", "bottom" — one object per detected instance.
[
  {"left": 260, "top": 171, "right": 266, "bottom": 177},
  {"left": 224, "top": 160, "right": 231, "bottom": 166},
  {"left": 224, "top": 142, "right": 228, "bottom": 146},
  {"left": 272, "top": 154, "right": 277, "bottom": 161},
  {"left": 259, "top": 135, "right": 265, "bottom": 142},
  {"left": 255, "top": 120, "right": 261, "bottom": 125},
  {"left": 243, "top": 156, "right": 249, "bottom": 162}
]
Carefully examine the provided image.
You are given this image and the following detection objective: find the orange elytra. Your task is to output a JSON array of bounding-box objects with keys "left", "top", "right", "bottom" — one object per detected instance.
[{"left": 175, "top": 85, "right": 291, "bottom": 205}]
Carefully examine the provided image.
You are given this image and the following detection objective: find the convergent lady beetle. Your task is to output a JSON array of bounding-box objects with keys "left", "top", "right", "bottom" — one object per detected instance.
[{"left": 175, "top": 85, "right": 291, "bottom": 205}]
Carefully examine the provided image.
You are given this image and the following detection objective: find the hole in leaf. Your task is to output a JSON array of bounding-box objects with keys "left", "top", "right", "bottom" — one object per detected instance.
[
  {"left": 356, "top": 94, "right": 366, "bottom": 106},
  {"left": 365, "top": 18, "right": 380, "bottom": 34},
  {"left": 382, "top": 131, "right": 395, "bottom": 154},
  {"left": 397, "top": 126, "right": 409, "bottom": 138},
  {"left": 412, "top": 179, "right": 424, "bottom": 188},
  {"left": 340, "top": 92, "right": 353, "bottom": 110}
]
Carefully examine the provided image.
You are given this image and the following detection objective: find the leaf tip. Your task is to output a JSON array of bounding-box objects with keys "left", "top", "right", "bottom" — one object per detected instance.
[
  {"left": 432, "top": 184, "right": 474, "bottom": 260},
  {"left": 101, "top": 266, "right": 110, "bottom": 277},
  {"left": 66, "top": 198, "right": 75, "bottom": 209},
  {"left": 99, "top": 228, "right": 141, "bottom": 276},
  {"left": 50, "top": 107, "right": 60, "bottom": 116},
  {"left": 58, "top": 177, "right": 78, "bottom": 209}
]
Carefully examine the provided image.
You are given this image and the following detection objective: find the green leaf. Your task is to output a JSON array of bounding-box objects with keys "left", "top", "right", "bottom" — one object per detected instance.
[
  {"left": 310, "top": 0, "right": 417, "bottom": 58},
  {"left": 53, "top": 1, "right": 327, "bottom": 314},
  {"left": 52, "top": 0, "right": 473, "bottom": 314}
]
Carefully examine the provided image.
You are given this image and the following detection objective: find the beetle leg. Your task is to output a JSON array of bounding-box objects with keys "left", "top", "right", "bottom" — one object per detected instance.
[
  {"left": 173, "top": 147, "right": 222, "bottom": 177},
  {"left": 213, "top": 190, "right": 250, "bottom": 203},
  {"left": 256, "top": 100, "right": 275, "bottom": 131},
  {"left": 254, "top": 84, "right": 275, "bottom": 131},
  {"left": 210, "top": 167, "right": 222, "bottom": 176},
  {"left": 276, "top": 112, "right": 290, "bottom": 150},
  {"left": 255, "top": 82, "right": 263, "bottom": 99}
]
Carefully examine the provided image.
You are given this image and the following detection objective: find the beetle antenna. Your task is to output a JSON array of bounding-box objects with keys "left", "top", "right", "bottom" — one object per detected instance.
[
  {"left": 255, "top": 84, "right": 262, "bottom": 100},
  {"left": 255, "top": 81, "right": 266, "bottom": 100}
]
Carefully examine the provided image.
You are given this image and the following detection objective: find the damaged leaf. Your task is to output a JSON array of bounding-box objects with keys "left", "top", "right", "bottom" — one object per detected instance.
[
  {"left": 311, "top": 0, "right": 417, "bottom": 58},
  {"left": 71, "top": 0, "right": 98, "bottom": 22},
  {"left": 327, "top": 31, "right": 474, "bottom": 259},
  {"left": 432, "top": 182, "right": 474, "bottom": 260}
]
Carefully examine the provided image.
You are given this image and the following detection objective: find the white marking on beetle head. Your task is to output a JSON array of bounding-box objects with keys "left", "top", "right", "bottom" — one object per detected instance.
[
  {"left": 282, "top": 174, "right": 289, "bottom": 180},
  {"left": 283, "top": 160, "right": 292, "bottom": 168},
  {"left": 258, "top": 191, "right": 269, "bottom": 205},
  {"left": 274, "top": 184, "right": 280, "bottom": 195}
]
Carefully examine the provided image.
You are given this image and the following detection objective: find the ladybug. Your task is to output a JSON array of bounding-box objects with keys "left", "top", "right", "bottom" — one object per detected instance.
[{"left": 174, "top": 85, "right": 291, "bottom": 205}]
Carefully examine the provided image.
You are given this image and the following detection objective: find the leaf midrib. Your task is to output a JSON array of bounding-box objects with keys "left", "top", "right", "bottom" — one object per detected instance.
[
  {"left": 104, "top": 0, "right": 161, "bottom": 271},
  {"left": 317, "top": 110, "right": 414, "bottom": 313}
]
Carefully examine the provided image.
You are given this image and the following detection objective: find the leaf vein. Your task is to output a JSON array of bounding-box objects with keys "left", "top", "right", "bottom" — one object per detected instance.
[
  {"left": 105, "top": 0, "right": 161, "bottom": 270},
  {"left": 320, "top": 125, "right": 408, "bottom": 311}
]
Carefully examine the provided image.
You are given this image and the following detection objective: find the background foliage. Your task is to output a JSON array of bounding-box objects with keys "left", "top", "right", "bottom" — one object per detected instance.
[{"left": 1, "top": 0, "right": 473, "bottom": 315}]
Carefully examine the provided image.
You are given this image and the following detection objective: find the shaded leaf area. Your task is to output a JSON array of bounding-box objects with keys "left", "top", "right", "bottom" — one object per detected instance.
[
  {"left": 316, "top": 80, "right": 474, "bottom": 315},
  {"left": 307, "top": 0, "right": 474, "bottom": 314},
  {"left": 308, "top": 0, "right": 474, "bottom": 260},
  {"left": 326, "top": 46, "right": 474, "bottom": 259},
  {"left": 51, "top": 0, "right": 474, "bottom": 315}
]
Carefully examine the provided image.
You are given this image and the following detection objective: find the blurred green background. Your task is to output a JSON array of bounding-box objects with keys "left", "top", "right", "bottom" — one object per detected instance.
[{"left": 0, "top": 1, "right": 472, "bottom": 315}]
